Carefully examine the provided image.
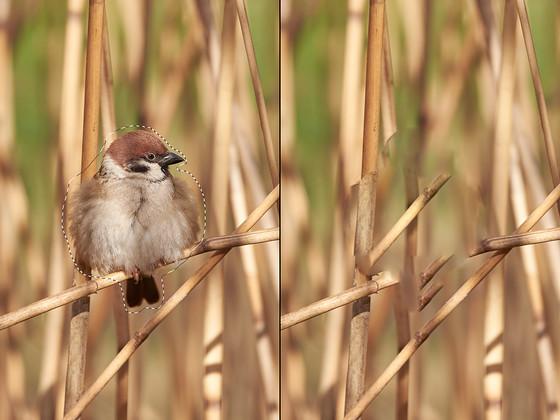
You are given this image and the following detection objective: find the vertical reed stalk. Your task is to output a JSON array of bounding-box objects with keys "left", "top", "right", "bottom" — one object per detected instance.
[
  {"left": 38, "top": 2, "right": 86, "bottom": 416},
  {"left": 99, "top": 5, "right": 130, "bottom": 419},
  {"left": 317, "top": 204, "right": 350, "bottom": 418},
  {"left": 394, "top": 168, "right": 417, "bottom": 420},
  {"left": 510, "top": 145, "right": 559, "bottom": 419},
  {"left": 203, "top": 0, "right": 237, "bottom": 417},
  {"left": 230, "top": 145, "right": 278, "bottom": 419},
  {"left": 64, "top": 0, "right": 104, "bottom": 416},
  {"left": 514, "top": 0, "right": 560, "bottom": 196},
  {"left": 339, "top": 0, "right": 367, "bottom": 191},
  {"left": 514, "top": 130, "right": 560, "bottom": 307},
  {"left": 152, "top": 29, "right": 199, "bottom": 133},
  {"left": 234, "top": 0, "right": 279, "bottom": 188},
  {"left": 483, "top": 1, "right": 515, "bottom": 416},
  {"left": 233, "top": 126, "right": 279, "bottom": 298},
  {"left": 345, "top": 0, "right": 384, "bottom": 416},
  {"left": 0, "top": 2, "right": 22, "bottom": 419},
  {"left": 321, "top": 0, "right": 367, "bottom": 415}
]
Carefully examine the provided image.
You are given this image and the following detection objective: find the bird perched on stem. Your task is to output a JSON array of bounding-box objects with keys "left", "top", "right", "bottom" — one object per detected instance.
[{"left": 68, "top": 130, "right": 201, "bottom": 307}]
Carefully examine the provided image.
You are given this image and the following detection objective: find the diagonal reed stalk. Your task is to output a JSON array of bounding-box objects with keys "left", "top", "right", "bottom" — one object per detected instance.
[
  {"left": 419, "top": 254, "right": 453, "bottom": 289},
  {"left": 64, "top": 0, "right": 104, "bottom": 415},
  {"left": 363, "top": 174, "right": 451, "bottom": 274},
  {"left": 344, "top": 180, "right": 560, "bottom": 420},
  {"left": 0, "top": 229, "right": 278, "bottom": 330},
  {"left": 280, "top": 173, "right": 449, "bottom": 332},
  {"left": 62, "top": 185, "right": 278, "bottom": 420},
  {"left": 281, "top": 272, "right": 397, "bottom": 329},
  {"left": 471, "top": 227, "right": 560, "bottom": 256}
]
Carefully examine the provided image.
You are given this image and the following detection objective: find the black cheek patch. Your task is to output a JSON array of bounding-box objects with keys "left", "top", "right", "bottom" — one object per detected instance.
[{"left": 128, "top": 163, "right": 149, "bottom": 173}]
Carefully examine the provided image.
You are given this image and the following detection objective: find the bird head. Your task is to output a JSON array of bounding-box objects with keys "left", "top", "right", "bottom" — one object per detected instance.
[{"left": 101, "top": 130, "right": 184, "bottom": 182}]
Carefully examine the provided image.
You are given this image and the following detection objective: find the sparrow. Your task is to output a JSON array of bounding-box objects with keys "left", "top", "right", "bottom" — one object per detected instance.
[{"left": 68, "top": 130, "right": 200, "bottom": 307}]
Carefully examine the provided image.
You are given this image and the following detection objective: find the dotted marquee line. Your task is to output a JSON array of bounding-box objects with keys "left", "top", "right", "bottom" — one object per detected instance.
[{"left": 61, "top": 124, "right": 207, "bottom": 314}]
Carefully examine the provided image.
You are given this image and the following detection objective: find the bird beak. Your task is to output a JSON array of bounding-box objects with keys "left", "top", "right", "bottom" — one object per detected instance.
[{"left": 159, "top": 151, "right": 184, "bottom": 168}]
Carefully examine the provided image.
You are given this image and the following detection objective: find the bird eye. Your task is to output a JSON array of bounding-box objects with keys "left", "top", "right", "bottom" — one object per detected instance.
[{"left": 146, "top": 153, "right": 156, "bottom": 161}]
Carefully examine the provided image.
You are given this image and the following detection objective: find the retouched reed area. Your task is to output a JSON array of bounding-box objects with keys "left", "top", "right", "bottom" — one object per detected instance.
[
  {"left": 0, "top": 1, "right": 278, "bottom": 419},
  {"left": 281, "top": 0, "right": 560, "bottom": 419}
]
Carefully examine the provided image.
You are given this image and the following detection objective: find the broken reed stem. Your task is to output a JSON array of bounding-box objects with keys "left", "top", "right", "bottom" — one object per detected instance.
[
  {"left": 0, "top": 229, "right": 278, "bottom": 331},
  {"left": 64, "top": 0, "right": 104, "bottom": 415},
  {"left": 343, "top": 181, "right": 560, "bottom": 420},
  {"left": 514, "top": 0, "right": 560, "bottom": 195},
  {"left": 346, "top": 0, "right": 385, "bottom": 415},
  {"left": 416, "top": 254, "right": 453, "bottom": 310},
  {"left": 419, "top": 254, "right": 453, "bottom": 289},
  {"left": 234, "top": 0, "right": 279, "bottom": 188},
  {"left": 416, "top": 281, "right": 444, "bottom": 311},
  {"left": 62, "top": 185, "right": 278, "bottom": 420},
  {"left": 380, "top": 6, "right": 397, "bottom": 145},
  {"left": 280, "top": 272, "right": 397, "bottom": 330},
  {"left": 471, "top": 228, "right": 560, "bottom": 256},
  {"left": 361, "top": 174, "right": 451, "bottom": 275}
]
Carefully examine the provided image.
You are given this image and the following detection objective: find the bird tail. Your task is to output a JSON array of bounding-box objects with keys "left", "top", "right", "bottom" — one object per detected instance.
[{"left": 126, "top": 274, "right": 160, "bottom": 307}]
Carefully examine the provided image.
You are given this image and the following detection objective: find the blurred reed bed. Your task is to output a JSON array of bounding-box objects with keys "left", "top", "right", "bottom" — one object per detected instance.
[
  {"left": 0, "top": 0, "right": 278, "bottom": 419},
  {"left": 281, "top": 0, "right": 560, "bottom": 419}
]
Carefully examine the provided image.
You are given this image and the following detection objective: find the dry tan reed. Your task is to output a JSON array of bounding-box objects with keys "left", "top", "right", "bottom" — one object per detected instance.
[
  {"left": 515, "top": 0, "right": 560, "bottom": 193},
  {"left": 345, "top": 181, "right": 560, "bottom": 419},
  {"left": 64, "top": 0, "right": 105, "bottom": 415},
  {"left": 471, "top": 227, "right": 560, "bottom": 255},
  {"left": 281, "top": 272, "right": 397, "bottom": 329},
  {"left": 345, "top": 0, "right": 385, "bottom": 415},
  {"left": 2, "top": 2, "right": 278, "bottom": 418},
  {"left": 202, "top": 0, "right": 238, "bottom": 416},
  {"left": 510, "top": 146, "right": 559, "bottom": 418},
  {"left": 0, "top": 229, "right": 277, "bottom": 330},
  {"left": 63, "top": 185, "right": 278, "bottom": 420},
  {"left": 282, "top": 0, "right": 560, "bottom": 418},
  {"left": 482, "top": 0, "right": 516, "bottom": 414}
]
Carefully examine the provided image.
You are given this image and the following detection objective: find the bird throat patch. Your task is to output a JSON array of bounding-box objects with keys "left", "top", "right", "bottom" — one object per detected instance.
[{"left": 61, "top": 124, "right": 207, "bottom": 314}]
